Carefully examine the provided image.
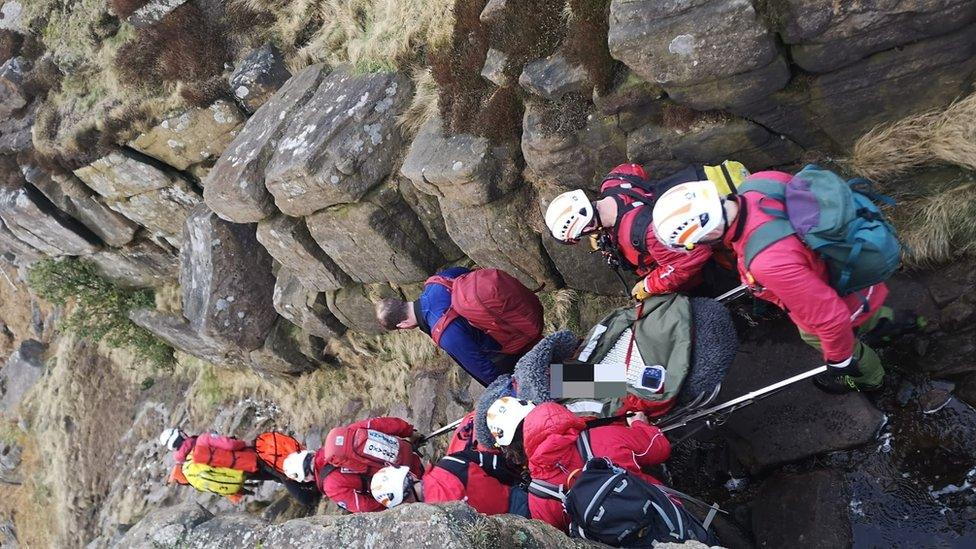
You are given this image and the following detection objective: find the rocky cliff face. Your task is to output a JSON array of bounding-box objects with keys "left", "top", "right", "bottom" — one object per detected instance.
[{"left": 0, "top": 0, "right": 974, "bottom": 547}]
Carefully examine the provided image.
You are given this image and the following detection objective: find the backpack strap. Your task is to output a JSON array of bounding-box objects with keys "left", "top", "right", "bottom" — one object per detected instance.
[
  {"left": 737, "top": 179, "right": 786, "bottom": 201},
  {"left": 319, "top": 463, "right": 368, "bottom": 492},
  {"left": 602, "top": 172, "right": 654, "bottom": 193},
  {"left": 719, "top": 162, "right": 737, "bottom": 196},
  {"left": 527, "top": 478, "right": 568, "bottom": 501},
  {"left": 427, "top": 275, "right": 460, "bottom": 346},
  {"left": 743, "top": 218, "right": 796, "bottom": 270},
  {"left": 737, "top": 179, "right": 796, "bottom": 270},
  {"left": 575, "top": 429, "right": 594, "bottom": 461},
  {"left": 438, "top": 454, "right": 471, "bottom": 485},
  {"left": 628, "top": 206, "right": 655, "bottom": 255}
]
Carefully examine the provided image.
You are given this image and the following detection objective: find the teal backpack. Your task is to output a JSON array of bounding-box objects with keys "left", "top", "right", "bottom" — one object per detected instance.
[{"left": 738, "top": 165, "right": 902, "bottom": 296}]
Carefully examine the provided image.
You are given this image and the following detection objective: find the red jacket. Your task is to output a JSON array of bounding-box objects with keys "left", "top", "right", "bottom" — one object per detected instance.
[
  {"left": 423, "top": 452, "right": 513, "bottom": 515},
  {"left": 172, "top": 433, "right": 246, "bottom": 463},
  {"left": 725, "top": 171, "right": 888, "bottom": 362},
  {"left": 312, "top": 417, "right": 425, "bottom": 513},
  {"left": 430, "top": 411, "right": 514, "bottom": 514},
  {"left": 523, "top": 402, "right": 671, "bottom": 531},
  {"left": 601, "top": 164, "right": 712, "bottom": 294}
]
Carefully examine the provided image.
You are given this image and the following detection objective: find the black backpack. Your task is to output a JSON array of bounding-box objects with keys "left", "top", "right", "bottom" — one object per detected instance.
[{"left": 528, "top": 430, "right": 719, "bottom": 547}]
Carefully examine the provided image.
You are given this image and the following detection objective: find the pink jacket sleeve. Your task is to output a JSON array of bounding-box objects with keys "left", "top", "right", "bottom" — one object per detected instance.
[
  {"left": 642, "top": 227, "right": 712, "bottom": 294},
  {"left": 627, "top": 421, "right": 672, "bottom": 468},
  {"left": 196, "top": 433, "right": 248, "bottom": 452},
  {"left": 751, "top": 252, "right": 856, "bottom": 361}
]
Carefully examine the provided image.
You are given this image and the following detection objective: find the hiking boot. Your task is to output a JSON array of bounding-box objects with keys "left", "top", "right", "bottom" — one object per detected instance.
[
  {"left": 863, "top": 310, "right": 927, "bottom": 347},
  {"left": 813, "top": 371, "right": 883, "bottom": 394},
  {"left": 813, "top": 360, "right": 881, "bottom": 394}
]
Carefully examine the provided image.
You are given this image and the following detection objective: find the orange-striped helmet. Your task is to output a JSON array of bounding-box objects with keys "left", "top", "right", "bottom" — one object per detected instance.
[
  {"left": 545, "top": 190, "right": 595, "bottom": 243},
  {"left": 652, "top": 181, "right": 725, "bottom": 250}
]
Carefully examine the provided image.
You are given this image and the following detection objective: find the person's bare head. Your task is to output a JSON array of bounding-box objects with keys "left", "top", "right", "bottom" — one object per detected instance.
[{"left": 375, "top": 298, "right": 417, "bottom": 330}]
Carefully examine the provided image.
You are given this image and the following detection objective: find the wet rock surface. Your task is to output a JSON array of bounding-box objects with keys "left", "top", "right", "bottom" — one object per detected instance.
[
  {"left": 770, "top": 0, "right": 976, "bottom": 73},
  {"left": 719, "top": 321, "right": 885, "bottom": 472}
]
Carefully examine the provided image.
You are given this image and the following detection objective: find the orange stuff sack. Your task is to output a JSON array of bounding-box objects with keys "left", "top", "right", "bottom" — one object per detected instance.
[{"left": 255, "top": 431, "right": 303, "bottom": 474}]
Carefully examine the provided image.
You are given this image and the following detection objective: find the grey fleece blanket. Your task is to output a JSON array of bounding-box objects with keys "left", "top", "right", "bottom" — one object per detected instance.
[{"left": 474, "top": 300, "right": 738, "bottom": 448}]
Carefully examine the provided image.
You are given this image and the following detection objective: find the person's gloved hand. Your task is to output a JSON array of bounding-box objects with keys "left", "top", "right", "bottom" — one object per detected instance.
[
  {"left": 627, "top": 411, "right": 648, "bottom": 426},
  {"left": 407, "top": 430, "right": 424, "bottom": 445},
  {"left": 631, "top": 279, "right": 653, "bottom": 301}
]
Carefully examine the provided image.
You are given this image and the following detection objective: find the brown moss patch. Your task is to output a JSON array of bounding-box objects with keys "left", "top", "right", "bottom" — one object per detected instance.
[
  {"left": 430, "top": 0, "right": 492, "bottom": 134},
  {"left": 0, "top": 30, "right": 22, "bottom": 61},
  {"left": 115, "top": 3, "right": 229, "bottom": 89},
  {"left": 110, "top": 0, "right": 151, "bottom": 18},
  {"left": 563, "top": 0, "right": 617, "bottom": 94}
]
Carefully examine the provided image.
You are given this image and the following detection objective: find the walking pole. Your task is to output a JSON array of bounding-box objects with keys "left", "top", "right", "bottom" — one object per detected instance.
[
  {"left": 416, "top": 417, "right": 465, "bottom": 445},
  {"left": 715, "top": 284, "right": 748, "bottom": 304},
  {"left": 657, "top": 365, "right": 828, "bottom": 433}
]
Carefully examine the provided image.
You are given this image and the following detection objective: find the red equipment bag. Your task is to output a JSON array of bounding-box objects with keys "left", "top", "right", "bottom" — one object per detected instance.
[
  {"left": 427, "top": 269, "right": 543, "bottom": 356},
  {"left": 255, "top": 431, "right": 303, "bottom": 474},
  {"left": 321, "top": 426, "right": 414, "bottom": 474},
  {"left": 192, "top": 443, "right": 259, "bottom": 473}
]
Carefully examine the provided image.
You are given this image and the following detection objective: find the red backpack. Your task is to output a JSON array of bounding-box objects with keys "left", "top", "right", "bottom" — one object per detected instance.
[
  {"left": 427, "top": 269, "right": 543, "bottom": 356},
  {"left": 320, "top": 426, "right": 414, "bottom": 474},
  {"left": 191, "top": 442, "right": 259, "bottom": 473}
]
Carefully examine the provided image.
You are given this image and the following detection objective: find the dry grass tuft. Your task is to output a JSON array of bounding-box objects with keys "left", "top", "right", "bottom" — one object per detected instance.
[
  {"left": 181, "top": 329, "right": 450, "bottom": 432},
  {"left": 851, "top": 92, "right": 976, "bottom": 181},
  {"left": 398, "top": 67, "right": 440, "bottom": 139},
  {"left": 244, "top": 0, "right": 455, "bottom": 73},
  {"left": 892, "top": 182, "right": 976, "bottom": 268},
  {"left": 850, "top": 109, "right": 942, "bottom": 182},
  {"left": 929, "top": 93, "right": 976, "bottom": 171}
]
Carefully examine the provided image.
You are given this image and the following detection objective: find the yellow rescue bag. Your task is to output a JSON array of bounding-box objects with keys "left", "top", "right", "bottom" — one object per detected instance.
[
  {"left": 181, "top": 460, "right": 245, "bottom": 496},
  {"left": 703, "top": 160, "right": 749, "bottom": 196}
]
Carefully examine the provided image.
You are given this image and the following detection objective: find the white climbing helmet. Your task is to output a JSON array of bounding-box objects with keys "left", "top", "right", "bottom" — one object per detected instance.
[
  {"left": 158, "top": 428, "right": 184, "bottom": 451},
  {"left": 486, "top": 396, "right": 536, "bottom": 447},
  {"left": 370, "top": 465, "right": 413, "bottom": 508},
  {"left": 283, "top": 451, "right": 313, "bottom": 483},
  {"left": 545, "top": 189, "right": 595, "bottom": 243},
  {"left": 652, "top": 181, "right": 726, "bottom": 250}
]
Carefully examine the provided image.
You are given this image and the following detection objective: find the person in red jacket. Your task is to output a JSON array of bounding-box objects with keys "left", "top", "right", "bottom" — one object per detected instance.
[
  {"left": 651, "top": 175, "right": 899, "bottom": 392},
  {"left": 486, "top": 397, "right": 671, "bottom": 532},
  {"left": 159, "top": 428, "right": 251, "bottom": 464},
  {"left": 544, "top": 164, "right": 713, "bottom": 300},
  {"left": 282, "top": 417, "right": 425, "bottom": 513},
  {"left": 369, "top": 446, "right": 529, "bottom": 516},
  {"left": 158, "top": 428, "right": 270, "bottom": 504}
]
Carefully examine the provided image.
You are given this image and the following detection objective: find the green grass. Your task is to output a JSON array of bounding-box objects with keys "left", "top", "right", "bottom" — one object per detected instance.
[{"left": 27, "top": 258, "right": 174, "bottom": 368}]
